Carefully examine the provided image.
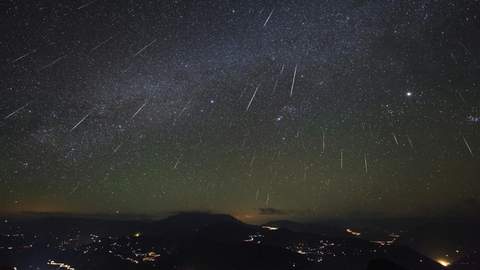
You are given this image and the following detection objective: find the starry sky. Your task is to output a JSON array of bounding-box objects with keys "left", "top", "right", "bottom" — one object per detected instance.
[{"left": 1, "top": 0, "right": 479, "bottom": 221}]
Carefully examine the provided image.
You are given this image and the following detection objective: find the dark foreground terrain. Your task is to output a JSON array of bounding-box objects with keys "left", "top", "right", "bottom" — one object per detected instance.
[{"left": 1, "top": 213, "right": 479, "bottom": 270}]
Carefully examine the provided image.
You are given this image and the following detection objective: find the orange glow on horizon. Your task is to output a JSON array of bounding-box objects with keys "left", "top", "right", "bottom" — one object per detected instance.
[{"left": 436, "top": 259, "right": 451, "bottom": 267}]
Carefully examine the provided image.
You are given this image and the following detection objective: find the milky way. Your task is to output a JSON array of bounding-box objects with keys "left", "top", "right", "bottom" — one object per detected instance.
[{"left": 1, "top": 0, "right": 479, "bottom": 221}]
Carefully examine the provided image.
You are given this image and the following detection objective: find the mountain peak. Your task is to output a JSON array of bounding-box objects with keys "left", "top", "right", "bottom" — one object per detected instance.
[{"left": 163, "top": 212, "right": 242, "bottom": 226}]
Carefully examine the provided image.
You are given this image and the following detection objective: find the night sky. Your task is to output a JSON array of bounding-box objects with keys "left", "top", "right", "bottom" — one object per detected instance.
[{"left": 1, "top": 0, "right": 479, "bottom": 221}]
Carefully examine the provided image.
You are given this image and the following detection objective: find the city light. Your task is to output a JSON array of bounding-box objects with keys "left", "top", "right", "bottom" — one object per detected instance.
[
  {"left": 345, "top": 228, "right": 361, "bottom": 236},
  {"left": 262, "top": 226, "right": 279, "bottom": 231},
  {"left": 436, "top": 259, "right": 451, "bottom": 267},
  {"left": 47, "top": 260, "right": 75, "bottom": 270}
]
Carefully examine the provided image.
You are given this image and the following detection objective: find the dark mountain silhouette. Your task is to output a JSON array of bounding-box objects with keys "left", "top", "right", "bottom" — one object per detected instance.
[
  {"left": 397, "top": 219, "right": 480, "bottom": 262},
  {"left": 162, "top": 212, "right": 242, "bottom": 225},
  {"left": 367, "top": 258, "right": 407, "bottom": 270},
  {"left": 0, "top": 213, "right": 458, "bottom": 270},
  {"left": 449, "top": 251, "right": 480, "bottom": 270},
  {"left": 157, "top": 212, "right": 245, "bottom": 232}
]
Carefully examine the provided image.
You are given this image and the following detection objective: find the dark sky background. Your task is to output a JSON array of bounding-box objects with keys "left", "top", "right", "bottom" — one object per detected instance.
[{"left": 1, "top": 0, "right": 479, "bottom": 222}]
